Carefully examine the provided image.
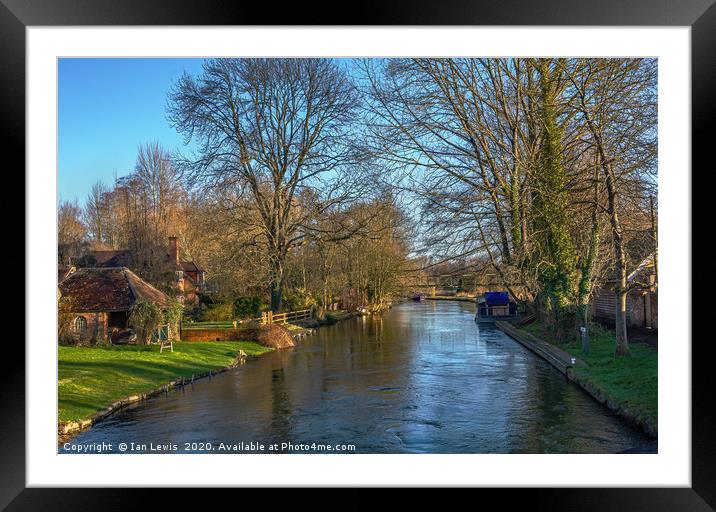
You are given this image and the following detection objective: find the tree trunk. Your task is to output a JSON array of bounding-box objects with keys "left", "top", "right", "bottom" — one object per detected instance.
[
  {"left": 269, "top": 257, "right": 285, "bottom": 312},
  {"left": 604, "top": 162, "right": 630, "bottom": 356},
  {"left": 270, "top": 282, "right": 283, "bottom": 312},
  {"left": 614, "top": 274, "right": 629, "bottom": 356},
  {"left": 613, "top": 237, "right": 630, "bottom": 356},
  {"left": 533, "top": 58, "right": 576, "bottom": 342},
  {"left": 582, "top": 108, "right": 630, "bottom": 356},
  {"left": 575, "top": 164, "right": 600, "bottom": 341}
]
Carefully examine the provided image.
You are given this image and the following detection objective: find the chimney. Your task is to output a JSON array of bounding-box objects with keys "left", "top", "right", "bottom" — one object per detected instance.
[{"left": 169, "top": 236, "right": 179, "bottom": 265}]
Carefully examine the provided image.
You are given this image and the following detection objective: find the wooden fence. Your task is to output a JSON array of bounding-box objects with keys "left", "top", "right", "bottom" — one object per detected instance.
[
  {"left": 261, "top": 308, "right": 312, "bottom": 325},
  {"left": 182, "top": 308, "right": 313, "bottom": 331}
]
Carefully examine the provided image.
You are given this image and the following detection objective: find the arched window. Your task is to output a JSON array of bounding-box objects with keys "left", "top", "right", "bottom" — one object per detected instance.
[{"left": 73, "top": 316, "right": 87, "bottom": 334}]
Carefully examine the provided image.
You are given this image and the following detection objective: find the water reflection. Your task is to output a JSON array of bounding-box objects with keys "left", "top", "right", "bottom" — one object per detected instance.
[{"left": 66, "top": 301, "right": 653, "bottom": 453}]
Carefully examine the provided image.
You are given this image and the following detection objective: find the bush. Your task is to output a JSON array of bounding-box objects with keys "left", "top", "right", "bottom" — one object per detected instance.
[
  {"left": 127, "top": 299, "right": 183, "bottom": 344},
  {"left": 255, "top": 324, "right": 295, "bottom": 349},
  {"left": 57, "top": 294, "right": 77, "bottom": 345},
  {"left": 128, "top": 300, "right": 164, "bottom": 345},
  {"left": 201, "top": 301, "right": 235, "bottom": 322},
  {"left": 163, "top": 298, "right": 183, "bottom": 326},
  {"left": 233, "top": 296, "right": 263, "bottom": 318},
  {"left": 198, "top": 293, "right": 216, "bottom": 306},
  {"left": 282, "top": 287, "right": 317, "bottom": 312}
]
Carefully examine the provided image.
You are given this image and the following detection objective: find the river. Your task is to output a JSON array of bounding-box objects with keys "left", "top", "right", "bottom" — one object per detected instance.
[{"left": 64, "top": 300, "right": 654, "bottom": 453}]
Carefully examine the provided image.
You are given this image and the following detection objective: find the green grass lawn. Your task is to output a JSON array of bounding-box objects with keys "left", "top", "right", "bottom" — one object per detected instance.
[
  {"left": 181, "top": 321, "right": 236, "bottom": 329},
  {"left": 521, "top": 321, "right": 657, "bottom": 432},
  {"left": 58, "top": 341, "right": 272, "bottom": 424}
]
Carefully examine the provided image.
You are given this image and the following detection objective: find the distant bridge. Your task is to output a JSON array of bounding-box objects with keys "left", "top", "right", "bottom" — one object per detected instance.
[{"left": 398, "top": 273, "right": 521, "bottom": 289}]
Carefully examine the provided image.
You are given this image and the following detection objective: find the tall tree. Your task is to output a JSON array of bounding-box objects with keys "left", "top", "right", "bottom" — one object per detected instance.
[
  {"left": 84, "top": 180, "right": 112, "bottom": 246},
  {"left": 57, "top": 199, "right": 86, "bottom": 265},
  {"left": 566, "top": 58, "right": 657, "bottom": 355},
  {"left": 168, "top": 58, "right": 362, "bottom": 311},
  {"left": 531, "top": 58, "right": 577, "bottom": 341},
  {"left": 360, "top": 58, "right": 541, "bottom": 306}
]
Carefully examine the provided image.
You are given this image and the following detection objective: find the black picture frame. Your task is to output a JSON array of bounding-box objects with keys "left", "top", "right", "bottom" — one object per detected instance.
[{"left": 5, "top": 0, "right": 708, "bottom": 508}]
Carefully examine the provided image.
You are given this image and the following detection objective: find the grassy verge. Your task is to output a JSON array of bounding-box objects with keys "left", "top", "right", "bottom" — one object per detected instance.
[
  {"left": 182, "top": 321, "right": 236, "bottom": 329},
  {"left": 58, "top": 341, "right": 272, "bottom": 424},
  {"left": 283, "top": 323, "right": 307, "bottom": 332},
  {"left": 520, "top": 321, "right": 657, "bottom": 436},
  {"left": 323, "top": 310, "right": 353, "bottom": 323}
]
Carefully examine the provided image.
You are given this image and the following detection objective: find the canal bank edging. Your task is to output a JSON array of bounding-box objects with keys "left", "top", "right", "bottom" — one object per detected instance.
[
  {"left": 58, "top": 350, "right": 252, "bottom": 440},
  {"left": 495, "top": 321, "right": 587, "bottom": 375},
  {"left": 495, "top": 321, "right": 657, "bottom": 439}
]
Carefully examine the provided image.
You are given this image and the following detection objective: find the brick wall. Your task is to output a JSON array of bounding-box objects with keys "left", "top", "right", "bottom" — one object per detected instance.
[
  {"left": 71, "top": 312, "right": 108, "bottom": 344},
  {"left": 181, "top": 327, "right": 260, "bottom": 342}
]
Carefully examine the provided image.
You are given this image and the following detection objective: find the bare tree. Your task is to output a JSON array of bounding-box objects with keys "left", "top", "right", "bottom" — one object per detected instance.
[
  {"left": 133, "top": 141, "right": 182, "bottom": 242},
  {"left": 566, "top": 58, "right": 657, "bottom": 355},
  {"left": 84, "top": 181, "right": 111, "bottom": 246},
  {"left": 58, "top": 199, "right": 86, "bottom": 265},
  {"left": 168, "top": 58, "right": 363, "bottom": 311},
  {"left": 359, "top": 58, "right": 544, "bottom": 304}
]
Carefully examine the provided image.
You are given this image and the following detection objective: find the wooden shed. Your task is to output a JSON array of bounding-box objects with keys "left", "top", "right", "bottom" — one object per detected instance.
[{"left": 591, "top": 254, "right": 657, "bottom": 330}]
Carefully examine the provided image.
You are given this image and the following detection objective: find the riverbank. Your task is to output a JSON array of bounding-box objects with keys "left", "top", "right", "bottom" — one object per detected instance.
[
  {"left": 58, "top": 341, "right": 272, "bottom": 436},
  {"left": 321, "top": 309, "right": 357, "bottom": 323},
  {"left": 425, "top": 295, "right": 476, "bottom": 302},
  {"left": 181, "top": 309, "right": 358, "bottom": 341},
  {"left": 291, "top": 309, "right": 358, "bottom": 328},
  {"left": 496, "top": 321, "right": 657, "bottom": 438}
]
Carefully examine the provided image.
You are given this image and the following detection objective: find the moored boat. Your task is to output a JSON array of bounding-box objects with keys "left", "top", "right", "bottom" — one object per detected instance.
[{"left": 475, "top": 291, "right": 517, "bottom": 322}]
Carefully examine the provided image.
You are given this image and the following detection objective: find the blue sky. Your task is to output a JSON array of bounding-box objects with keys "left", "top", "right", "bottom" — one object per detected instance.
[{"left": 58, "top": 58, "right": 206, "bottom": 203}]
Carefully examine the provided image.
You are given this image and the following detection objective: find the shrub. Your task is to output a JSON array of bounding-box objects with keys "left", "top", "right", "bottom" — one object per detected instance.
[
  {"left": 163, "top": 298, "right": 183, "bottom": 326},
  {"left": 128, "top": 300, "right": 164, "bottom": 345},
  {"left": 57, "top": 294, "right": 77, "bottom": 345},
  {"left": 282, "top": 287, "right": 317, "bottom": 312},
  {"left": 233, "top": 296, "right": 263, "bottom": 318},
  {"left": 198, "top": 293, "right": 216, "bottom": 306},
  {"left": 201, "top": 301, "right": 235, "bottom": 322},
  {"left": 255, "top": 324, "right": 295, "bottom": 349}
]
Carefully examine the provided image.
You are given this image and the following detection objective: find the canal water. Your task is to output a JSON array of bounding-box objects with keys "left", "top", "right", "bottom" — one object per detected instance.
[{"left": 65, "top": 301, "right": 654, "bottom": 453}]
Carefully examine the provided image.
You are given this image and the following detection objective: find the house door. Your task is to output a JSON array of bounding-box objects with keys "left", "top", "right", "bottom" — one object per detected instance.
[{"left": 108, "top": 311, "right": 129, "bottom": 329}]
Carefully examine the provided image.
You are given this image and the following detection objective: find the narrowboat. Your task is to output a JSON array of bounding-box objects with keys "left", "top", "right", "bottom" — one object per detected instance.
[{"left": 475, "top": 291, "right": 517, "bottom": 322}]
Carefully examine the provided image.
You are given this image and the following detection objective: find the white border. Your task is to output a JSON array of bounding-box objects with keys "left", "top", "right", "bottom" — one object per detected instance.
[{"left": 27, "top": 27, "right": 691, "bottom": 487}]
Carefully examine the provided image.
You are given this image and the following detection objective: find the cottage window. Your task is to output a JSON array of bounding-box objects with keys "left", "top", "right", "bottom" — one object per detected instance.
[{"left": 73, "top": 316, "right": 88, "bottom": 334}]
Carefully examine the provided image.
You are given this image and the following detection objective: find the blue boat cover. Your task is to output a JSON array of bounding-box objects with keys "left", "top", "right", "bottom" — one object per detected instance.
[{"left": 485, "top": 291, "right": 510, "bottom": 306}]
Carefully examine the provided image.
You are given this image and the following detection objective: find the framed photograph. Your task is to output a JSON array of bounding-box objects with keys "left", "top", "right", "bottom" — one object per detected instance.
[{"left": 8, "top": 0, "right": 709, "bottom": 507}]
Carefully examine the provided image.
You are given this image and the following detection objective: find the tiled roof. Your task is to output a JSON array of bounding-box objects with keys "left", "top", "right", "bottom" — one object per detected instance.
[
  {"left": 58, "top": 267, "right": 171, "bottom": 312},
  {"left": 627, "top": 253, "right": 657, "bottom": 283},
  {"left": 180, "top": 260, "right": 203, "bottom": 273},
  {"left": 58, "top": 265, "right": 75, "bottom": 283},
  {"left": 91, "top": 250, "right": 134, "bottom": 267}
]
